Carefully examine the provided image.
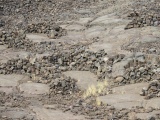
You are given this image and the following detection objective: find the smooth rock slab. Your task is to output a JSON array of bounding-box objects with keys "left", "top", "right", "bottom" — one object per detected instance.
[
  {"left": 145, "top": 99, "right": 160, "bottom": 109},
  {"left": 136, "top": 110, "right": 160, "bottom": 119},
  {"left": 65, "top": 24, "right": 85, "bottom": 31},
  {"left": 0, "top": 49, "right": 29, "bottom": 63},
  {"left": 0, "top": 74, "right": 29, "bottom": 87},
  {"left": 75, "top": 9, "right": 91, "bottom": 14},
  {"left": 109, "top": 25, "right": 126, "bottom": 35},
  {"left": 1, "top": 109, "right": 34, "bottom": 119},
  {"left": 85, "top": 26, "right": 105, "bottom": 39},
  {"left": 141, "top": 26, "right": 160, "bottom": 37},
  {"left": 0, "top": 87, "right": 13, "bottom": 94},
  {"left": 91, "top": 15, "right": 127, "bottom": 26},
  {"left": 89, "top": 43, "right": 113, "bottom": 53},
  {"left": 0, "top": 45, "right": 7, "bottom": 51},
  {"left": 63, "top": 71, "right": 98, "bottom": 90},
  {"left": 75, "top": 18, "right": 92, "bottom": 25},
  {"left": 19, "top": 83, "right": 49, "bottom": 95},
  {"left": 60, "top": 31, "right": 85, "bottom": 42},
  {"left": 111, "top": 60, "right": 130, "bottom": 78},
  {"left": 29, "top": 106, "right": 84, "bottom": 120},
  {"left": 112, "top": 82, "right": 148, "bottom": 94},
  {"left": 26, "top": 33, "right": 52, "bottom": 43},
  {"left": 99, "top": 83, "right": 160, "bottom": 109},
  {"left": 140, "top": 35, "right": 160, "bottom": 43}
]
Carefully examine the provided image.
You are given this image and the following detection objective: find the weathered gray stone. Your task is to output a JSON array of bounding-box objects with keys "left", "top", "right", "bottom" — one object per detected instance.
[
  {"left": 140, "top": 35, "right": 159, "bottom": 43},
  {"left": 63, "top": 71, "right": 98, "bottom": 90},
  {"left": 1, "top": 110, "right": 33, "bottom": 119},
  {"left": 89, "top": 43, "right": 113, "bottom": 53},
  {"left": 19, "top": 82, "right": 50, "bottom": 95},
  {"left": 75, "top": 18, "right": 92, "bottom": 25},
  {"left": 115, "top": 76, "right": 124, "bottom": 83},
  {"left": 136, "top": 110, "right": 160, "bottom": 119},
  {"left": 0, "top": 49, "right": 29, "bottom": 63},
  {"left": 0, "top": 74, "right": 29, "bottom": 87},
  {"left": 65, "top": 24, "right": 85, "bottom": 31},
  {"left": 0, "top": 87, "right": 13, "bottom": 94},
  {"left": 112, "top": 60, "right": 130, "bottom": 78},
  {"left": 29, "top": 106, "right": 85, "bottom": 120},
  {"left": 139, "top": 67, "right": 145, "bottom": 73},
  {"left": 99, "top": 83, "right": 160, "bottom": 109},
  {"left": 85, "top": 26, "right": 105, "bottom": 39},
  {"left": 0, "top": 45, "right": 7, "bottom": 51},
  {"left": 145, "top": 99, "right": 160, "bottom": 109},
  {"left": 91, "top": 15, "right": 125, "bottom": 26},
  {"left": 26, "top": 33, "right": 52, "bottom": 43},
  {"left": 60, "top": 31, "right": 85, "bottom": 43},
  {"left": 75, "top": 9, "right": 91, "bottom": 15}
]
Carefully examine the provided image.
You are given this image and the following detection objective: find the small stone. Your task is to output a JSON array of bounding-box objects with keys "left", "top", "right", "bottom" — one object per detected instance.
[
  {"left": 130, "top": 71, "right": 135, "bottom": 77},
  {"left": 146, "top": 19, "right": 151, "bottom": 26},
  {"left": 103, "top": 57, "right": 109, "bottom": 62},
  {"left": 139, "top": 67, "right": 145, "bottom": 72},
  {"left": 48, "top": 30, "right": 55, "bottom": 39},
  {"left": 150, "top": 86, "right": 157, "bottom": 91},
  {"left": 150, "top": 80, "right": 159, "bottom": 86},
  {"left": 157, "top": 92, "right": 160, "bottom": 97},
  {"left": 142, "top": 87, "right": 147, "bottom": 91},
  {"left": 115, "top": 77, "right": 124, "bottom": 83},
  {"left": 154, "top": 21, "right": 159, "bottom": 26},
  {"left": 0, "top": 20, "right": 5, "bottom": 27},
  {"left": 140, "top": 91, "right": 145, "bottom": 96},
  {"left": 125, "top": 24, "right": 134, "bottom": 29},
  {"left": 148, "top": 116, "right": 156, "bottom": 120},
  {"left": 149, "top": 48, "right": 157, "bottom": 53}
]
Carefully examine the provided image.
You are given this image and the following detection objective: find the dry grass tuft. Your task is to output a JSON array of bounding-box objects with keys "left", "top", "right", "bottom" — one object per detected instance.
[
  {"left": 96, "top": 97, "right": 102, "bottom": 106},
  {"left": 83, "top": 80, "right": 109, "bottom": 99}
]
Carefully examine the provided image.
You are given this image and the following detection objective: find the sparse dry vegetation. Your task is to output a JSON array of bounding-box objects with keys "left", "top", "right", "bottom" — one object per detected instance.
[
  {"left": 83, "top": 80, "right": 109, "bottom": 99},
  {"left": 96, "top": 97, "right": 102, "bottom": 106}
]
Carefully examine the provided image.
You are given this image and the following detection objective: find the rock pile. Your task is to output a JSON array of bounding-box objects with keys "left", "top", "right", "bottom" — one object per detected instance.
[
  {"left": 1, "top": 32, "right": 160, "bottom": 79},
  {"left": 27, "top": 23, "right": 67, "bottom": 39},
  {"left": 140, "top": 80, "right": 160, "bottom": 99},
  {"left": 138, "top": 41, "right": 160, "bottom": 55},
  {"left": 0, "top": 25, "right": 66, "bottom": 53},
  {"left": 49, "top": 75, "right": 79, "bottom": 95},
  {"left": 1, "top": 0, "right": 99, "bottom": 31},
  {"left": 0, "top": 47, "right": 106, "bottom": 79},
  {"left": 125, "top": 12, "right": 160, "bottom": 29},
  {"left": 125, "top": 0, "right": 160, "bottom": 29},
  {"left": 88, "top": 52, "right": 160, "bottom": 86},
  {"left": 43, "top": 91, "right": 160, "bottom": 120},
  {"left": 122, "top": 40, "right": 160, "bottom": 55},
  {"left": 0, "top": 43, "right": 159, "bottom": 85},
  {"left": 0, "top": 30, "right": 25, "bottom": 46}
]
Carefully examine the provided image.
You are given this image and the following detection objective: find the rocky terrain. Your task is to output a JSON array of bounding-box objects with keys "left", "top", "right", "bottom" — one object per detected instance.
[{"left": 0, "top": 0, "right": 160, "bottom": 120}]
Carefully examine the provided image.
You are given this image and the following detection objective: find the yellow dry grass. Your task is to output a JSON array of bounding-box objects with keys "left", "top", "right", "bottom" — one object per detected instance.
[
  {"left": 83, "top": 80, "right": 109, "bottom": 99},
  {"left": 96, "top": 97, "right": 102, "bottom": 106}
]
